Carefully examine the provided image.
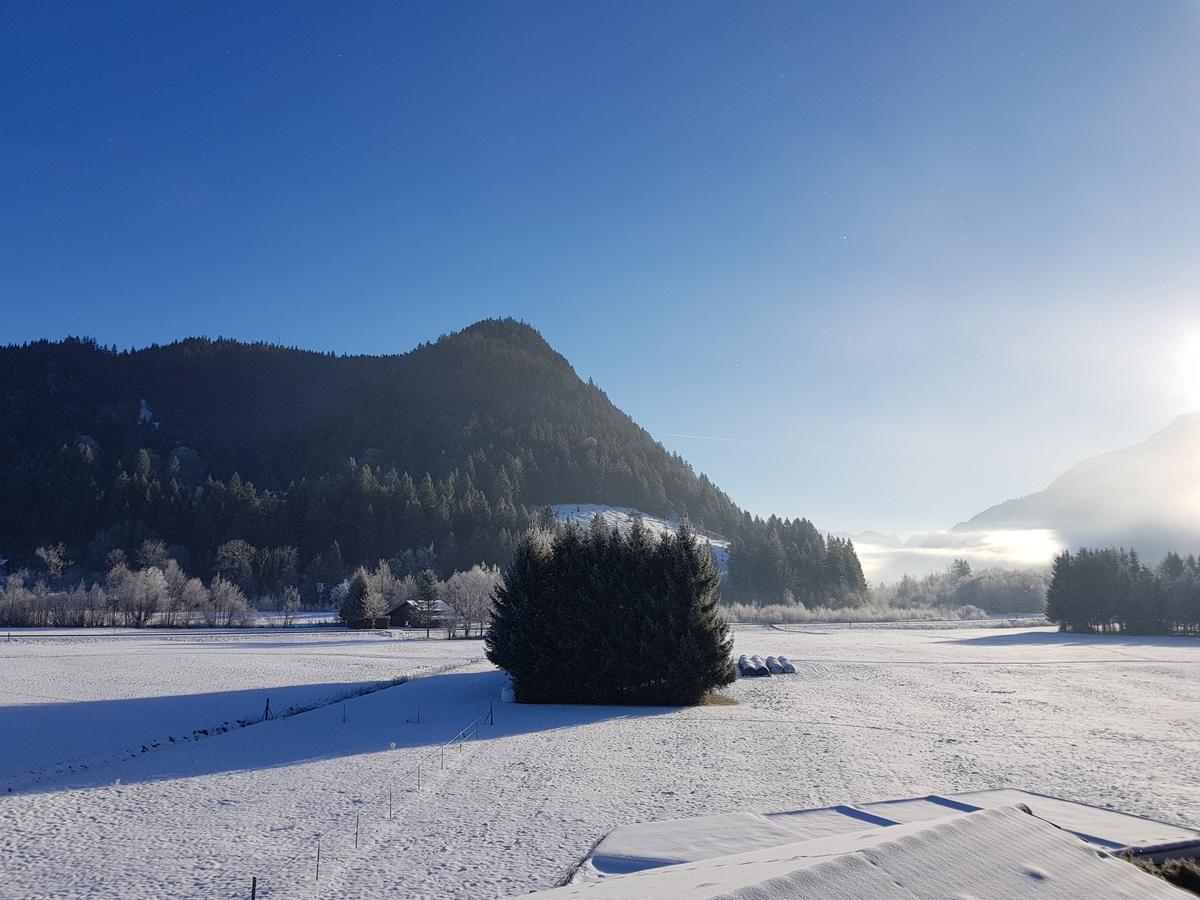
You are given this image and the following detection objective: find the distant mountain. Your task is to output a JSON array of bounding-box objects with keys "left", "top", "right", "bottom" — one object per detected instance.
[
  {"left": 956, "top": 413, "right": 1200, "bottom": 559},
  {"left": 0, "top": 321, "right": 864, "bottom": 603}
]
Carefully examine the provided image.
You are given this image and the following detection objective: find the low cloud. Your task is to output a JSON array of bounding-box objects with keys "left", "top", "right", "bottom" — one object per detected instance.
[{"left": 851, "top": 528, "right": 1064, "bottom": 584}]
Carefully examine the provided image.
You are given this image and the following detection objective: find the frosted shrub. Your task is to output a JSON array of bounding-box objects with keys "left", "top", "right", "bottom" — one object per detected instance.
[
  {"left": 0, "top": 576, "right": 111, "bottom": 627},
  {"left": 281, "top": 586, "right": 301, "bottom": 627},
  {"left": 722, "top": 601, "right": 986, "bottom": 625},
  {"left": 442, "top": 565, "right": 502, "bottom": 637},
  {"left": 210, "top": 575, "right": 253, "bottom": 627},
  {"left": 0, "top": 574, "right": 35, "bottom": 627},
  {"left": 179, "top": 577, "right": 211, "bottom": 626},
  {"left": 106, "top": 565, "right": 168, "bottom": 627}
]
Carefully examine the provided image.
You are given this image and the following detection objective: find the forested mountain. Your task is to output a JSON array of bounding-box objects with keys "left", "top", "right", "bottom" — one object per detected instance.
[{"left": 0, "top": 319, "right": 864, "bottom": 602}]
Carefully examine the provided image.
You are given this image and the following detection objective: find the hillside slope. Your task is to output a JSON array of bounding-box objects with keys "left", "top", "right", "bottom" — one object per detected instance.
[
  {"left": 957, "top": 413, "right": 1200, "bottom": 558},
  {"left": 0, "top": 321, "right": 737, "bottom": 569},
  {"left": 0, "top": 321, "right": 862, "bottom": 602}
]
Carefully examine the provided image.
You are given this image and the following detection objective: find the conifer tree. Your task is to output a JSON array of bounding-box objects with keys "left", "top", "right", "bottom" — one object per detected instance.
[
  {"left": 415, "top": 568, "right": 439, "bottom": 638},
  {"left": 485, "top": 519, "right": 736, "bottom": 705},
  {"left": 339, "top": 570, "right": 370, "bottom": 625},
  {"left": 1045, "top": 550, "right": 1075, "bottom": 629}
]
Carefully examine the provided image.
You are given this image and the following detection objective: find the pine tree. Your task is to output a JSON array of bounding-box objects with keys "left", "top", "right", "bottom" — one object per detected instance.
[
  {"left": 339, "top": 570, "right": 370, "bottom": 625},
  {"left": 655, "top": 522, "right": 736, "bottom": 704},
  {"left": 415, "top": 568, "right": 439, "bottom": 638},
  {"left": 485, "top": 529, "right": 546, "bottom": 677}
]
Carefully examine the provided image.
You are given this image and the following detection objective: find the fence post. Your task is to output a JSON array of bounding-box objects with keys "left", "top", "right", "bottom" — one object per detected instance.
[
  {"left": 315, "top": 839, "right": 321, "bottom": 881},
  {"left": 355, "top": 812, "right": 359, "bottom": 849},
  {"left": 251, "top": 876, "right": 257, "bottom": 899}
]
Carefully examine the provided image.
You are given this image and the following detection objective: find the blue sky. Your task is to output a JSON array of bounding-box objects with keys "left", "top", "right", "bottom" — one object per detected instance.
[{"left": 3, "top": 2, "right": 1198, "bottom": 534}]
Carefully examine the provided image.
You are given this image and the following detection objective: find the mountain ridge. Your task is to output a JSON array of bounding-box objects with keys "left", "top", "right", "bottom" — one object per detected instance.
[
  {"left": 955, "top": 412, "right": 1200, "bottom": 558},
  {"left": 0, "top": 320, "right": 866, "bottom": 604}
]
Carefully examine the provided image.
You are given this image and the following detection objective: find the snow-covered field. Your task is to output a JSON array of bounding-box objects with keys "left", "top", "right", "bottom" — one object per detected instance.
[
  {"left": 1, "top": 624, "right": 1197, "bottom": 898},
  {"left": 0, "top": 629, "right": 482, "bottom": 792}
]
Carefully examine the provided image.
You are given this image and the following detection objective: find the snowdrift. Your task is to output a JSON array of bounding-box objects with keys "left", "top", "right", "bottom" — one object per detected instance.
[
  {"left": 529, "top": 805, "right": 1190, "bottom": 899},
  {"left": 576, "top": 789, "right": 1200, "bottom": 879}
]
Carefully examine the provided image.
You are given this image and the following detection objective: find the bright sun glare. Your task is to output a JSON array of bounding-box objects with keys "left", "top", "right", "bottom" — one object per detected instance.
[{"left": 1176, "top": 333, "right": 1200, "bottom": 410}]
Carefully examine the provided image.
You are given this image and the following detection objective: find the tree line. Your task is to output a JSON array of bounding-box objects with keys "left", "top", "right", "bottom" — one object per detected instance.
[
  {"left": 1, "top": 541, "right": 258, "bottom": 628},
  {"left": 1046, "top": 547, "right": 1200, "bottom": 634},
  {"left": 724, "top": 515, "right": 868, "bottom": 606},
  {"left": 0, "top": 534, "right": 503, "bottom": 632},
  {"left": 336, "top": 561, "right": 500, "bottom": 637},
  {"left": 883, "top": 559, "right": 1047, "bottom": 615}
]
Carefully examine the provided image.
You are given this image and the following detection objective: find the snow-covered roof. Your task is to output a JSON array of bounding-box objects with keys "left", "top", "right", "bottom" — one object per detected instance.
[
  {"left": 526, "top": 806, "right": 1187, "bottom": 899},
  {"left": 576, "top": 789, "right": 1200, "bottom": 881}
]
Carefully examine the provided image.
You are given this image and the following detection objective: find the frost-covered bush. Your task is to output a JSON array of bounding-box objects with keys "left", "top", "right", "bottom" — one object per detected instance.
[
  {"left": 0, "top": 574, "right": 110, "bottom": 627},
  {"left": 441, "top": 564, "right": 502, "bottom": 637},
  {"left": 0, "top": 556, "right": 257, "bottom": 628},
  {"left": 105, "top": 564, "right": 168, "bottom": 627},
  {"left": 281, "top": 585, "right": 301, "bottom": 627},
  {"left": 209, "top": 575, "right": 254, "bottom": 627},
  {"left": 722, "top": 601, "right": 987, "bottom": 625},
  {"left": 0, "top": 574, "right": 36, "bottom": 626}
]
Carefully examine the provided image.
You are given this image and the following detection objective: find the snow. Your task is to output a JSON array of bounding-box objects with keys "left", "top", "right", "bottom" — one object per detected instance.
[
  {"left": 528, "top": 807, "right": 1188, "bottom": 899},
  {"left": 580, "top": 790, "right": 1200, "bottom": 879},
  {"left": 552, "top": 504, "right": 731, "bottom": 569},
  {"left": 0, "top": 628, "right": 482, "bottom": 792},
  {"left": 1, "top": 624, "right": 1197, "bottom": 898}
]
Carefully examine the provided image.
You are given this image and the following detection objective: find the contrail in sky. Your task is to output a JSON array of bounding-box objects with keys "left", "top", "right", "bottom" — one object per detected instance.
[{"left": 655, "top": 432, "right": 862, "bottom": 451}]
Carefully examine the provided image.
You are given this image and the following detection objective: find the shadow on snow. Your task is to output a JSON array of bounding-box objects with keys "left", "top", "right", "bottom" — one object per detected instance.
[
  {"left": 943, "top": 630, "right": 1198, "bottom": 648},
  {"left": 2, "top": 669, "right": 676, "bottom": 796}
]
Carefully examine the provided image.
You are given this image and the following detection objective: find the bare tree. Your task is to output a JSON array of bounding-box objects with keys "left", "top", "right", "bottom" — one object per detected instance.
[
  {"left": 210, "top": 575, "right": 252, "bottom": 627},
  {"left": 442, "top": 565, "right": 502, "bottom": 637},
  {"left": 281, "top": 585, "right": 301, "bottom": 627},
  {"left": 136, "top": 539, "right": 169, "bottom": 570},
  {"left": 35, "top": 543, "right": 70, "bottom": 580}
]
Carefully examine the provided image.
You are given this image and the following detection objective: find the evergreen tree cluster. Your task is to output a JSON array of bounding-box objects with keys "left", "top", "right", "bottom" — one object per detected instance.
[
  {"left": 486, "top": 519, "right": 736, "bottom": 705},
  {"left": 0, "top": 321, "right": 866, "bottom": 603},
  {"left": 1046, "top": 548, "right": 1200, "bottom": 634},
  {"left": 725, "top": 515, "right": 867, "bottom": 605},
  {"left": 884, "top": 560, "right": 1047, "bottom": 615}
]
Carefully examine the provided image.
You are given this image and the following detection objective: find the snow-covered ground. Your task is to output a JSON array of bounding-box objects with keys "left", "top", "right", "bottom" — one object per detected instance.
[
  {"left": 1, "top": 624, "right": 1197, "bottom": 898},
  {"left": 552, "top": 504, "right": 730, "bottom": 569},
  {"left": 0, "top": 628, "right": 482, "bottom": 793}
]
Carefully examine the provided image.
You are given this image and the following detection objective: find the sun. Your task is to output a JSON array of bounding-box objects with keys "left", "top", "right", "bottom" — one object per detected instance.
[{"left": 1177, "top": 333, "right": 1200, "bottom": 411}]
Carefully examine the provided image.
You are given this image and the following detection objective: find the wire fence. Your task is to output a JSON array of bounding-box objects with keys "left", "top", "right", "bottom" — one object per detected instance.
[{"left": 229, "top": 697, "right": 499, "bottom": 899}]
